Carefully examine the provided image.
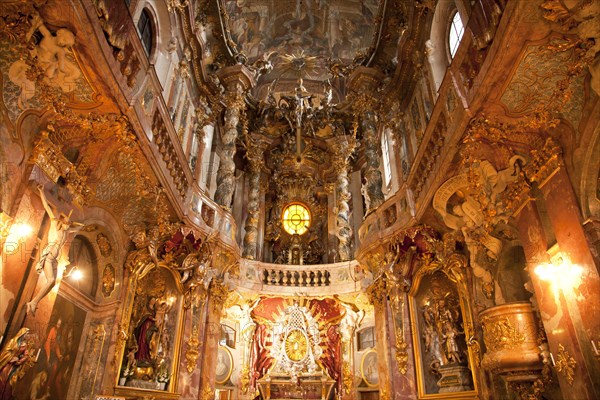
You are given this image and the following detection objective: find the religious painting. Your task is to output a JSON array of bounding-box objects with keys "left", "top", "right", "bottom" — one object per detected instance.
[
  {"left": 17, "top": 294, "right": 86, "bottom": 400},
  {"left": 118, "top": 266, "right": 184, "bottom": 392},
  {"left": 360, "top": 349, "right": 379, "bottom": 387},
  {"left": 215, "top": 346, "right": 233, "bottom": 385},
  {"left": 409, "top": 270, "right": 477, "bottom": 398}
]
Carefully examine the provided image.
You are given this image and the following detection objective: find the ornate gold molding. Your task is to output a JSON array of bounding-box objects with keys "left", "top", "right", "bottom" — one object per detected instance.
[
  {"left": 555, "top": 343, "right": 576, "bottom": 386},
  {"left": 394, "top": 330, "right": 409, "bottom": 375},
  {"left": 481, "top": 317, "right": 526, "bottom": 352},
  {"left": 185, "top": 325, "right": 200, "bottom": 373}
]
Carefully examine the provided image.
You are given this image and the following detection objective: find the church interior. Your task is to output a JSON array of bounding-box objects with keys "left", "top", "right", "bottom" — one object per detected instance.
[{"left": 0, "top": 0, "right": 599, "bottom": 399}]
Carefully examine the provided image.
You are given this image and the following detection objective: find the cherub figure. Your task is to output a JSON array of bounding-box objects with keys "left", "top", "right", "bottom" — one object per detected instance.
[
  {"left": 27, "top": 185, "right": 85, "bottom": 315},
  {"left": 27, "top": 11, "right": 80, "bottom": 91}
]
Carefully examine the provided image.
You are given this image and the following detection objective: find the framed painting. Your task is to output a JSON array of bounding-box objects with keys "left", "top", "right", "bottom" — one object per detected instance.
[
  {"left": 360, "top": 349, "right": 379, "bottom": 388},
  {"left": 215, "top": 346, "right": 233, "bottom": 385}
]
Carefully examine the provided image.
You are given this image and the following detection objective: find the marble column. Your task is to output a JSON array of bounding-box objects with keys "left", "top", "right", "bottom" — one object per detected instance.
[
  {"left": 198, "top": 280, "right": 229, "bottom": 399},
  {"left": 242, "top": 137, "right": 268, "bottom": 259},
  {"left": 367, "top": 278, "right": 393, "bottom": 400},
  {"left": 332, "top": 136, "right": 355, "bottom": 262},
  {"left": 214, "top": 65, "right": 255, "bottom": 209}
]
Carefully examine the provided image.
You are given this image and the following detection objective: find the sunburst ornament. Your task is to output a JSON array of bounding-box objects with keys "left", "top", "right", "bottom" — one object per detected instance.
[
  {"left": 279, "top": 51, "right": 320, "bottom": 79},
  {"left": 284, "top": 328, "right": 309, "bottom": 361}
]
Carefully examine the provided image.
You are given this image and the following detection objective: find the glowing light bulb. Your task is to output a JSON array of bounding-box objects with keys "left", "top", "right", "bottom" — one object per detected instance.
[
  {"left": 12, "top": 223, "right": 32, "bottom": 238},
  {"left": 71, "top": 268, "right": 83, "bottom": 281}
]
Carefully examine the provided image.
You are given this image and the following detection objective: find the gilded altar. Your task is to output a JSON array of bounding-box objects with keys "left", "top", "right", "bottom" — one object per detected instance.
[
  {"left": 257, "top": 373, "right": 335, "bottom": 400},
  {"left": 255, "top": 301, "right": 337, "bottom": 399}
]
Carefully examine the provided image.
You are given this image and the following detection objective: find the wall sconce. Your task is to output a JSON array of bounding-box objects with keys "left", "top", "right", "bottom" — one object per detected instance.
[
  {"left": 64, "top": 264, "right": 82, "bottom": 281},
  {"left": 534, "top": 253, "right": 583, "bottom": 293},
  {"left": 1, "top": 212, "right": 33, "bottom": 255}
]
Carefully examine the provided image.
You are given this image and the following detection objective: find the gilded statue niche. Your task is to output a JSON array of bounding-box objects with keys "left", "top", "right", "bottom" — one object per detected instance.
[
  {"left": 116, "top": 266, "right": 184, "bottom": 395},
  {"left": 408, "top": 254, "right": 480, "bottom": 399}
]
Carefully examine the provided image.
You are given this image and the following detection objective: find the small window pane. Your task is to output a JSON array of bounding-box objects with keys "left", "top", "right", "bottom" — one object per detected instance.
[
  {"left": 381, "top": 130, "right": 392, "bottom": 187},
  {"left": 137, "top": 9, "right": 153, "bottom": 56},
  {"left": 448, "top": 11, "right": 464, "bottom": 59},
  {"left": 357, "top": 327, "right": 375, "bottom": 351}
]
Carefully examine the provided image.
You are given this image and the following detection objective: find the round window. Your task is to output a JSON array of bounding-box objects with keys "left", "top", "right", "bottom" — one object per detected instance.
[{"left": 282, "top": 203, "right": 311, "bottom": 235}]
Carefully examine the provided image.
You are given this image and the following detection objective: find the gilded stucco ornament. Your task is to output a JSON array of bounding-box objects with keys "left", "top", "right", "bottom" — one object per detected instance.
[
  {"left": 541, "top": 0, "right": 600, "bottom": 96},
  {"left": 185, "top": 326, "right": 201, "bottom": 373},
  {"left": 555, "top": 343, "right": 576, "bottom": 386}
]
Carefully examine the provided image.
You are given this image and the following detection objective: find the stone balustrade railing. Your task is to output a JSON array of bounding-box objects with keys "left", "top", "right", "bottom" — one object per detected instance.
[
  {"left": 83, "top": 1, "right": 243, "bottom": 252},
  {"left": 358, "top": 0, "right": 506, "bottom": 254},
  {"left": 262, "top": 268, "right": 331, "bottom": 287},
  {"left": 237, "top": 259, "right": 364, "bottom": 295}
]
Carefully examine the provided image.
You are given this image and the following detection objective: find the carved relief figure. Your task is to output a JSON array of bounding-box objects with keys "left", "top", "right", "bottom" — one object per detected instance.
[
  {"left": 27, "top": 185, "right": 85, "bottom": 315},
  {"left": 8, "top": 12, "right": 80, "bottom": 108},
  {"left": 0, "top": 328, "right": 36, "bottom": 400}
]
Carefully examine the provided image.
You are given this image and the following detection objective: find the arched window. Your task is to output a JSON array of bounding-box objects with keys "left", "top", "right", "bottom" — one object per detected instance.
[
  {"left": 381, "top": 129, "right": 392, "bottom": 188},
  {"left": 137, "top": 8, "right": 154, "bottom": 56},
  {"left": 282, "top": 203, "right": 311, "bottom": 235},
  {"left": 448, "top": 11, "right": 464, "bottom": 59}
]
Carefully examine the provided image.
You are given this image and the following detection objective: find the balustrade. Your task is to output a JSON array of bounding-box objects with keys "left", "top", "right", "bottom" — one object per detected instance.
[{"left": 261, "top": 268, "right": 331, "bottom": 287}]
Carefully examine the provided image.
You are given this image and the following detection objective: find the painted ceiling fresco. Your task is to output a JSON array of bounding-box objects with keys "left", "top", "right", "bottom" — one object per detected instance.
[{"left": 221, "top": 0, "right": 383, "bottom": 79}]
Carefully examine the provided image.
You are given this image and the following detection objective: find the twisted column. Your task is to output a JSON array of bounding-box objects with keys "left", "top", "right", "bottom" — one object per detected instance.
[
  {"left": 332, "top": 136, "right": 355, "bottom": 262},
  {"left": 362, "top": 109, "right": 384, "bottom": 214},
  {"left": 348, "top": 67, "right": 385, "bottom": 216},
  {"left": 242, "top": 136, "right": 268, "bottom": 259},
  {"left": 214, "top": 65, "right": 255, "bottom": 208}
]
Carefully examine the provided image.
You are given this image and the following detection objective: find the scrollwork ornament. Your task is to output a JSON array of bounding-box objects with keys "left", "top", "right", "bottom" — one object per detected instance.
[
  {"left": 200, "top": 384, "right": 214, "bottom": 400},
  {"left": 209, "top": 280, "right": 229, "bottom": 313},
  {"left": 555, "top": 343, "right": 576, "bottom": 386},
  {"left": 395, "top": 331, "right": 409, "bottom": 374},
  {"left": 467, "top": 335, "right": 482, "bottom": 367},
  {"left": 185, "top": 325, "right": 200, "bottom": 373},
  {"left": 114, "top": 322, "right": 128, "bottom": 367},
  {"left": 366, "top": 278, "right": 387, "bottom": 310},
  {"left": 240, "top": 363, "right": 251, "bottom": 393}
]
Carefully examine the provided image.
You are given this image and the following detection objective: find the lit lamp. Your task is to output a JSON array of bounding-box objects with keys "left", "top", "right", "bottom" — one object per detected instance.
[
  {"left": 63, "top": 264, "right": 82, "bottom": 281},
  {"left": 1, "top": 212, "right": 33, "bottom": 256},
  {"left": 534, "top": 253, "right": 583, "bottom": 294}
]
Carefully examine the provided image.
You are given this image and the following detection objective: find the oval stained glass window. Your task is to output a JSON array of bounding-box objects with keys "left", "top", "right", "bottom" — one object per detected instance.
[{"left": 282, "top": 203, "right": 311, "bottom": 235}]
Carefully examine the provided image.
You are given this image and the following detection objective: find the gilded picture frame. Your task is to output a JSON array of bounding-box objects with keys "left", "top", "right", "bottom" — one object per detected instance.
[
  {"left": 360, "top": 348, "right": 379, "bottom": 387},
  {"left": 115, "top": 265, "right": 185, "bottom": 396},
  {"left": 408, "top": 254, "right": 480, "bottom": 399},
  {"left": 215, "top": 345, "right": 233, "bottom": 385}
]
